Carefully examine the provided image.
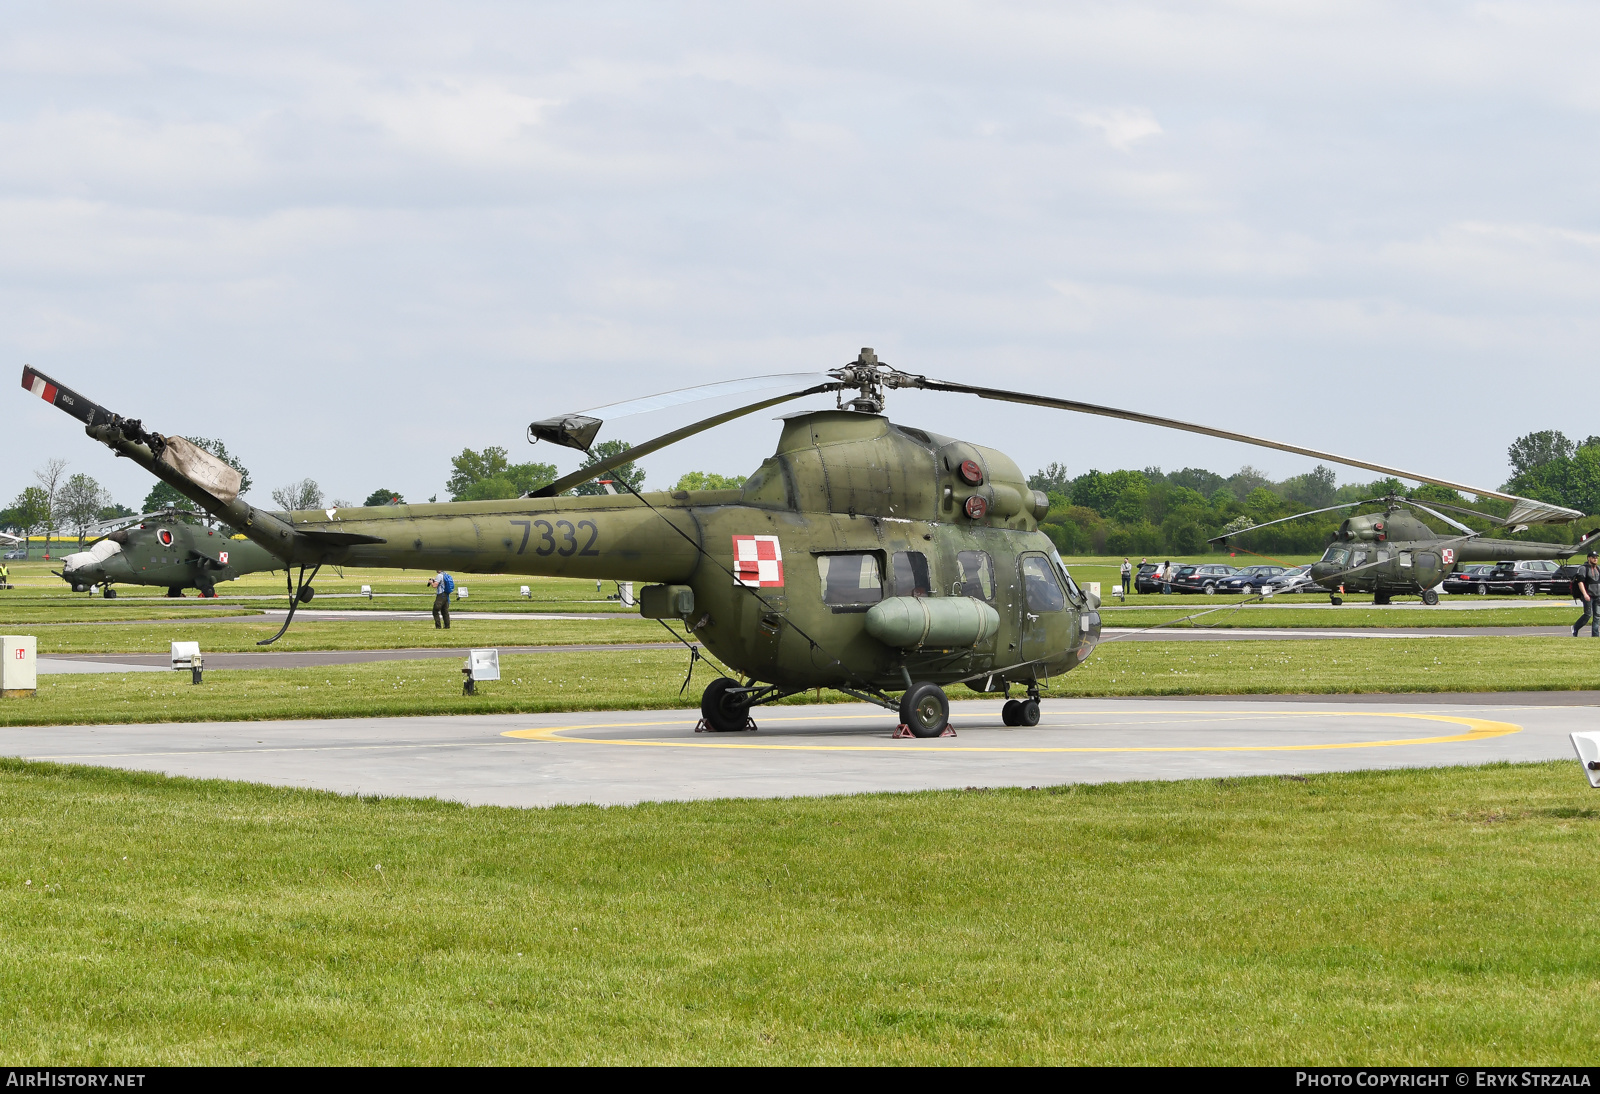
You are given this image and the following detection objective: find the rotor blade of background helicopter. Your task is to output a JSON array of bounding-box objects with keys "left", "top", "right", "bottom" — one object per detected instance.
[
  {"left": 1400, "top": 499, "right": 1477, "bottom": 536},
  {"left": 528, "top": 381, "right": 843, "bottom": 498},
  {"left": 906, "top": 376, "right": 1585, "bottom": 522},
  {"left": 1206, "top": 501, "right": 1368, "bottom": 544}
]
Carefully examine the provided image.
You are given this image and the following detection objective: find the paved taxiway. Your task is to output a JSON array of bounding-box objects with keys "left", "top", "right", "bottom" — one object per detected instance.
[{"left": 3, "top": 697, "right": 1589, "bottom": 807}]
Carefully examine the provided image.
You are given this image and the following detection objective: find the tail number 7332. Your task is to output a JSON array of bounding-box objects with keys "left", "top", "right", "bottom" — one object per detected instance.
[{"left": 510, "top": 519, "right": 601, "bottom": 557}]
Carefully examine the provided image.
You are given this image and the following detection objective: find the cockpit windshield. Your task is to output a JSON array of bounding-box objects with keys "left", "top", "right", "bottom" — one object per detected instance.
[{"left": 1321, "top": 547, "right": 1349, "bottom": 566}]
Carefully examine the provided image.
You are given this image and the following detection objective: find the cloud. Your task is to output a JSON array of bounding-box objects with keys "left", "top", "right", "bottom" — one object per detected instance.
[{"left": 1074, "top": 107, "right": 1163, "bottom": 151}]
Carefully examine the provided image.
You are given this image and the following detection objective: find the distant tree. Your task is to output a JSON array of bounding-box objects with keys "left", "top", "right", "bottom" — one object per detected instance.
[
  {"left": 142, "top": 481, "right": 198, "bottom": 514},
  {"left": 57, "top": 473, "right": 111, "bottom": 546},
  {"left": 96, "top": 502, "right": 135, "bottom": 521},
  {"left": 33, "top": 458, "right": 68, "bottom": 548},
  {"left": 9, "top": 487, "right": 51, "bottom": 550},
  {"left": 447, "top": 446, "right": 510, "bottom": 499},
  {"left": 1226, "top": 465, "right": 1272, "bottom": 499},
  {"left": 363, "top": 488, "right": 405, "bottom": 506},
  {"left": 1283, "top": 464, "right": 1338, "bottom": 508},
  {"left": 1069, "top": 469, "right": 1146, "bottom": 516},
  {"left": 1027, "top": 462, "right": 1071, "bottom": 496},
  {"left": 1167, "top": 467, "right": 1226, "bottom": 496},
  {"left": 575, "top": 440, "right": 643, "bottom": 496},
  {"left": 271, "top": 479, "right": 324, "bottom": 511},
  {"left": 446, "top": 446, "right": 555, "bottom": 499},
  {"left": 674, "top": 471, "right": 745, "bottom": 492},
  {"left": 1507, "top": 430, "right": 1573, "bottom": 482}
]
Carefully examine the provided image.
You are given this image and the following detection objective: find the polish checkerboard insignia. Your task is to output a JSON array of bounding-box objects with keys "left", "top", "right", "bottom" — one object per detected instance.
[
  {"left": 218, "top": 551, "right": 229, "bottom": 565},
  {"left": 1441, "top": 548, "right": 1454, "bottom": 565},
  {"left": 732, "top": 534, "right": 784, "bottom": 587}
]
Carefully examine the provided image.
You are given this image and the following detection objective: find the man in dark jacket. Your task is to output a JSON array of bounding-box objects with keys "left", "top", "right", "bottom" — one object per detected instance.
[{"left": 1574, "top": 551, "right": 1600, "bottom": 637}]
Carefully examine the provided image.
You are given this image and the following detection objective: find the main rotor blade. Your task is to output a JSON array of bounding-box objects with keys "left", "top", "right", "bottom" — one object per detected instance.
[
  {"left": 530, "top": 372, "right": 835, "bottom": 451},
  {"left": 1400, "top": 499, "right": 1477, "bottom": 536},
  {"left": 577, "top": 373, "right": 833, "bottom": 420},
  {"left": 528, "top": 381, "right": 843, "bottom": 498},
  {"left": 905, "top": 375, "right": 1585, "bottom": 523},
  {"left": 1207, "top": 501, "right": 1368, "bottom": 544},
  {"left": 1398, "top": 497, "right": 1508, "bottom": 526}
]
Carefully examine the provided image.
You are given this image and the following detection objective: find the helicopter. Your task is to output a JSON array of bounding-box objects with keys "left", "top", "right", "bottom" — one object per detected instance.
[
  {"left": 54, "top": 510, "right": 282, "bottom": 598},
  {"left": 1212, "top": 495, "right": 1600, "bottom": 605},
  {"left": 19, "top": 352, "right": 1588, "bottom": 737}
]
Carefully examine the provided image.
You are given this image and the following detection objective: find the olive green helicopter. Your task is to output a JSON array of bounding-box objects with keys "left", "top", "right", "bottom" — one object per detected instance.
[
  {"left": 1213, "top": 496, "right": 1600, "bottom": 605},
  {"left": 20, "top": 353, "right": 1588, "bottom": 736}
]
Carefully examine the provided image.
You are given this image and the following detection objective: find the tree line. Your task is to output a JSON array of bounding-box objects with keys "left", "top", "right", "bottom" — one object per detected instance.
[{"left": 1029, "top": 428, "right": 1600, "bottom": 557}]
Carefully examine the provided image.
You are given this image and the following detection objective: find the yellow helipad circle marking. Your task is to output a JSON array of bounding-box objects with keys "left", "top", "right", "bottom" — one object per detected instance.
[{"left": 501, "top": 710, "right": 1520, "bottom": 753}]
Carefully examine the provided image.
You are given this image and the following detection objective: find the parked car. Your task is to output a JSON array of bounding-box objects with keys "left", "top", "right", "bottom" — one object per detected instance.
[
  {"left": 1134, "top": 563, "right": 1166, "bottom": 593},
  {"left": 1169, "top": 563, "right": 1239, "bottom": 594},
  {"left": 1441, "top": 564, "right": 1493, "bottom": 595},
  {"left": 2, "top": 549, "right": 26, "bottom": 560},
  {"left": 1261, "top": 564, "right": 1317, "bottom": 594},
  {"left": 1215, "top": 565, "right": 1286, "bottom": 594},
  {"left": 1484, "top": 559, "right": 1567, "bottom": 595}
]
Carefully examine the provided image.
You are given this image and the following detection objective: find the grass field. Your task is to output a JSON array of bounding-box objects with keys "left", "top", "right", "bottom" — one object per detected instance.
[
  {"left": 5, "top": 636, "right": 1599, "bottom": 727},
  {"left": 15, "top": 614, "right": 658, "bottom": 656},
  {"left": 1, "top": 758, "right": 1594, "bottom": 1064}
]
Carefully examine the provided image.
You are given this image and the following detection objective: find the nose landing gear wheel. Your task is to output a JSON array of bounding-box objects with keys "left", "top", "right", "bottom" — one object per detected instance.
[
  {"left": 1421, "top": 588, "right": 1439, "bottom": 605},
  {"left": 1330, "top": 595, "right": 1343, "bottom": 606},
  {"left": 102, "top": 587, "right": 116, "bottom": 599},
  {"left": 898, "top": 682, "right": 951, "bottom": 738},
  {"left": 700, "top": 677, "right": 754, "bottom": 733},
  {"left": 1002, "top": 698, "right": 1040, "bottom": 727}
]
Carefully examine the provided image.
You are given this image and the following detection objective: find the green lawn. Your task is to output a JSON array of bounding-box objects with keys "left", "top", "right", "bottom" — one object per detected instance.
[
  {"left": 1102, "top": 604, "right": 1580, "bottom": 629},
  {"left": 16, "top": 615, "right": 659, "bottom": 656},
  {"left": 6, "top": 636, "right": 1600, "bottom": 728},
  {"left": 0, "top": 758, "right": 1593, "bottom": 1064}
]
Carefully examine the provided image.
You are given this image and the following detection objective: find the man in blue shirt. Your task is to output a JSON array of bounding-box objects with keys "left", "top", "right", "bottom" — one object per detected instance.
[{"left": 428, "top": 570, "right": 454, "bottom": 629}]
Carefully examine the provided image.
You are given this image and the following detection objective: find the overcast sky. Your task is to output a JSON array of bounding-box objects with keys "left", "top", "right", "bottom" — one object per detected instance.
[{"left": 5, "top": 1, "right": 1599, "bottom": 510}]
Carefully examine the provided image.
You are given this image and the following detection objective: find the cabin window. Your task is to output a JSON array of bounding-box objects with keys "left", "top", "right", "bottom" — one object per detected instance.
[
  {"left": 1020, "top": 554, "right": 1066, "bottom": 613},
  {"left": 956, "top": 550, "right": 994, "bottom": 600},
  {"left": 1350, "top": 549, "right": 1368, "bottom": 568},
  {"left": 817, "top": 553, "right": 883, "bottom": 607},
  {"left": 890, "top": 551, "right": 931, "bottom": 597}
]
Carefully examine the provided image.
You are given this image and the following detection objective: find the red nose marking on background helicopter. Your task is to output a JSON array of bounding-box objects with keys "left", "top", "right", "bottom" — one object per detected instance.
[
  {"left": 1442, "top": 548, "right": 1454, "bottom": 565},
  {"left": 733, "top": 535, "right": 784, "bottom": 587}
]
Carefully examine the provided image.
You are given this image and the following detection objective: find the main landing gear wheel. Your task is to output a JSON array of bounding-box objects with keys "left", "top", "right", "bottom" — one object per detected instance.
[
  {"left": 1421, "top": 588, "right": 1440, "bottom": 606},
  {"left": 102, "top": 587, "right": 116, "bottom": 599},
  {"left": 1001, "top": 698, "right": 1040, "bottom": 727},
  {"left": 899, "top": 682, "right": 950, "bottom": 738},
  {"left": 1330, "top": 595, "right": 1343, "bottom": 606},
  {"left": 166, "top": 586, "right": 184, "bottom": 598},
  {"left": 700, "top": 677, "right": 753, "bottom": 733},
  {"left": 298, "top": 586, "right": 316, "bottom": 603},
  {"left": 1373, "top": 591, "right": 1391, "bottom": 606}
]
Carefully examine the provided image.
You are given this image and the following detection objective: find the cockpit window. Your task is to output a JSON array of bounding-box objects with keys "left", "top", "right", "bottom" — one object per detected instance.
[
  {"left": 1321, "top": 547, "right": 1348, "bottom": 565},
  {"left": 955, "top": 550, "right": 993, "bottom": 600},
  {"left": 1021, "top": 555, "right": 1066, "bottom": 613},
  {"left": 890, "top": 551, "right": 931, "bottom": 597},
  {"left": 817, "top": 553, "right": 883, "bottom": 606}
]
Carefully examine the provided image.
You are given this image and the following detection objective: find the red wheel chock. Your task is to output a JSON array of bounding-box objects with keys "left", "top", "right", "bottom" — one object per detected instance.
[{"left": 893, "top": 724, "right": 956, "bottom": 739}]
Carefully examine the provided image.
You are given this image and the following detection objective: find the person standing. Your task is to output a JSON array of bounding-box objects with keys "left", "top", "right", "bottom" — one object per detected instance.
[
  {"left": 1119, "top": 557, "right": 1132, "bottom": 601},
  {"left": 428, "top": 570, "right": 455, "bottom": 629},
  {"left": 1574, "top": 550, "right": 1600, "bottom": 637},
  {"left": 1161, "top": 559, "right": 1173, "bottom": 594},
  {"left": 0, "top": 561, "right": 9, "bottom": 590}
]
